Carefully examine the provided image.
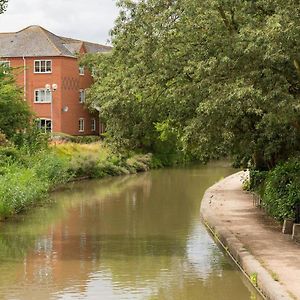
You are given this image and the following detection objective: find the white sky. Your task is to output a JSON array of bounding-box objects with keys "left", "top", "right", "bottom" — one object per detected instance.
[{"left": 0, "top": 0, "right": 120, "bottom": 45}]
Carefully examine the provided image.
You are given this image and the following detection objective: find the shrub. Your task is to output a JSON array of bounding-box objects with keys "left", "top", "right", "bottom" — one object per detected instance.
[
  {"left": 263, "top": 158, "right": 300, "bottom": 221},
  {"left": 30, "top": 152, "right": 72, "bottom": 187},
  {"left": 51, "top": 133, "right": 101, "bottom": 144},
  {"left": 0, "top": 132, "right": 8, "bottom": 147},
  {"left": 0, "top": 168, "right": 48, "bottom": 218},
  {"left": 125, "top": 154, "right": 152, "bottom": 172},
  {"left": 69, "top": 152, "right": 102, "bottom": 178},
  {"left": 12, "top": 125, "right": 49, "bottom": 154},
  {"left": 0, "top": 150, "right": 72, "bottom": 218}
]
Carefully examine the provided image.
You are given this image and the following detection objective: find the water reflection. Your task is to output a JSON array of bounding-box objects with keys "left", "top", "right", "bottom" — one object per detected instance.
[{"left": 0, "top": 163, "right": 261, "bottom": 299}]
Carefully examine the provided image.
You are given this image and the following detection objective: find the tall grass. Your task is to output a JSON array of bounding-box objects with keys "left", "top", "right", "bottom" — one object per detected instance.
[{"left": 0, "top": 141, "right": 154, "bottom": 220}]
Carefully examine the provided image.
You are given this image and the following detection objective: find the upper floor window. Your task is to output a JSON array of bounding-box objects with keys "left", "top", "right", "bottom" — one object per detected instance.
[
  {"left": 34, "top": 60, "right": 52, "bottom": 73},
  {"left": 0, "top": 61, "right": 10, "bottom": 74},
  {"left": 79, "top": 89, "right": 85, "bottom": 103},
  {"left": 79, "top": 118, "right": 85, "bottom": 132},
  {"left": 91, "top": 118, "right": 96, "bottom": 132},
  {"left": 34, "top": 88, "right": 52, "bottom": 103},
  {"left": 79, "top": 66, "right": 85, "bottom": 75}
]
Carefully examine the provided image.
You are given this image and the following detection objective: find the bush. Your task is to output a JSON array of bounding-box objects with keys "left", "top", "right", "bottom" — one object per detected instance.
[
  {"left": 12, "top": 125, "right": 49, "bottom": 154},
  {"left": 125, "top": 154, "right": 152, "bottom": 172},
  {"left": 30, "top": 152, "right": 72, "bottom": 187},
  {"left": 0, "top": 150, "right": 72, "bottom": 218},
  {"left": 263, "top": 158, "right": 300, "bottom": 221},
  {"left": 51, "top": 133, "right": 101, "bottom": 144},
  {"left": 0, "top": 168, "right": 48, "bottom": 218},
  {"left": 249, "top": 169, "right": 268, "bottom": 192},
  {"left": 69, "top": 153, "right": 102, "bottom": 178}
]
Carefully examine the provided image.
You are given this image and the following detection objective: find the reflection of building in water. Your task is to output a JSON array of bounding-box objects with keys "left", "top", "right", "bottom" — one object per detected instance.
[
  {"left": 0, "top": 167, "right": 255, "bottom": 300},
  {"left": 13, "top": 174, "right": 154, "bottom": 297}
]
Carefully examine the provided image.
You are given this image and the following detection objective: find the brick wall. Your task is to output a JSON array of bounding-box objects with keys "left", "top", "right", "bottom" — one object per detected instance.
[{"left": 6, "top": 55, "right": 100, "bottom": 136}]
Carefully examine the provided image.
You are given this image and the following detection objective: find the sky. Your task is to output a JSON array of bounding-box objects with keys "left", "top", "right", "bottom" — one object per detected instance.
[{"left": 0, "top": 0, "right": 120, "bottom": 45}]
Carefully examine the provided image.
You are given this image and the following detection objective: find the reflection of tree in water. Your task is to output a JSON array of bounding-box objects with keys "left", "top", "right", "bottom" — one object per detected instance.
[{"left": 0, "top": 164, "right": 257, "bottom": 300}]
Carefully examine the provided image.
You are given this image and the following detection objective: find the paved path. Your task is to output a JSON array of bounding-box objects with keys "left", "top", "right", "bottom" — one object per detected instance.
[{"left": 200, "top": 171, "right": 300, "bottom": 300}]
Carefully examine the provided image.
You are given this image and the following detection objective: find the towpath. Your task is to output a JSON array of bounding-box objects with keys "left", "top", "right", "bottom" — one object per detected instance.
[{"left": 201, "top": 171, "right": 300, "bottom": 300}]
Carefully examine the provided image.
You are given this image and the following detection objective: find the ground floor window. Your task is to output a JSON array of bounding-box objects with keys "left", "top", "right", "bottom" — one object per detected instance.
[
  {"left": 99, "top": 122, "right": 105, "bottom": 134},
  {"left": 36, "top": 118, "right": 52, "bottom": 133},
  {"left": 79, "top": 118, "right": 85, "bottom": 132},
  {"left": 91, "top": 118, "right": 96, "bottom": 132}
]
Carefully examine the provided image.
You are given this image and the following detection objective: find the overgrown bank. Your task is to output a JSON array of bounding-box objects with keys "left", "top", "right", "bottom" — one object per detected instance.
[
  {"left": 247, "top": 158, "right": 300, "bottom": 222},
  {"left": 0, "top": 134, "right": 156, "bottom": 220}
]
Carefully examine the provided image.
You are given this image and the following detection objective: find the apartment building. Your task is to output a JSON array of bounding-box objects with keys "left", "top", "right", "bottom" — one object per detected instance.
[{"left": 0, "top": 25, "right": 111, "bottom": 135}]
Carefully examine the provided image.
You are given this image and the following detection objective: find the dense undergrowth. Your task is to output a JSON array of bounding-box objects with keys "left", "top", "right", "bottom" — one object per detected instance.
[
  {"left": 249, "top": 158, "right": 300, "bottom": 222},
  {"left": 0, "top": 132, "right": 156, "bottom": 220}
]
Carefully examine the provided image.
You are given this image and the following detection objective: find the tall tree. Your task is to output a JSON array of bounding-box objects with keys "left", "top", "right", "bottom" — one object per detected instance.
[
  {"left": 0, "top": 66, "right": 31, "bottom": 139},
  {"left": 86, "top": 0, "right": 300, "bottom": 169}
]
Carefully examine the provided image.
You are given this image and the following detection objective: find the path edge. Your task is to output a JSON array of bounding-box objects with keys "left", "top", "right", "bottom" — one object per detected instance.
[{"left": 200, "top": 171, "right": 293, "bottom": 300}]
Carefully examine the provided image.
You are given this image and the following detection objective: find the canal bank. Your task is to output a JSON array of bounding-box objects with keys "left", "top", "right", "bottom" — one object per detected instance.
[
  {"left": 0, "top": 164, "right": 260, "bottom": 300},
  {"left": 200, "top": 171, "right": 300, "bottom": 300}
]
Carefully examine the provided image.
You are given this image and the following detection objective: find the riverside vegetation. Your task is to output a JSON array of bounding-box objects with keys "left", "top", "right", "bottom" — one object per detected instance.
[
  {"left": 0, "top": 130, "right": 155, "bottom": 220},
  {"left": 2, "top": 0, "right": 300, "bottom": 222},
  {"left": 82, "top": 0, "right": 300, "bottom": 224}
]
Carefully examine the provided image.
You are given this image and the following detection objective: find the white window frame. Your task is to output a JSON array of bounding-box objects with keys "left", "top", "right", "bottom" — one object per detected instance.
[
  {"left": 79, "top": 118, "right": 85, "bottom": 132},
  {"left": 34, "top": 88, "right": 52, "bottom": 103},
  {"left": 91, "top": 118, "right": 96, "bottom": 132},
  {"left": 34, "top": 60, "right": 52, "bottom": 73},
  {"left": 79, "top": 66, "right": 85, "bottom": 76},
  {"left": 0, "top": 61, "right": 10, "bottom": 74},
  {"left": 36, "top": 118, "right": 52, "bottom": 133},
  {"left": 79, "top": 89, "right": 85, "bottom": 103}
]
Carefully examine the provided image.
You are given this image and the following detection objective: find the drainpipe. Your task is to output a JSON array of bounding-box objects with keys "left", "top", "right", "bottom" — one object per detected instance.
[{"left": 22, "top": 55, "right": 26, "bottom": 101}]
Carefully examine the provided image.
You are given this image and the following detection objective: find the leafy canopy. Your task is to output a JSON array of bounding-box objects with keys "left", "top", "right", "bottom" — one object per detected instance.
[
  {"left": 85, "top": 0, "right": 300, "bottom": 169},
  {"left": 0, "top": 67, "right": 31, "bottom": 139},
  {"left": 0, "top": 0, "right": 7, "bottom": 14}
]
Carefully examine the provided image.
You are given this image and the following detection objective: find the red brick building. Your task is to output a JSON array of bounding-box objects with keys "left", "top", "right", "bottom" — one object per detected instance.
[{"left": 0, "top": 25, "right": 111, "bottom": 135}]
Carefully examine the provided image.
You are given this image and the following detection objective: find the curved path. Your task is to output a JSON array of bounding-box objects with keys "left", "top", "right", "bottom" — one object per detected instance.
[{"left": 200, "top": 171, "right": 300, "bottom": 300}]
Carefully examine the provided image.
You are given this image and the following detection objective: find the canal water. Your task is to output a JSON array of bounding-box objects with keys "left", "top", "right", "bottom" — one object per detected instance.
[{"left": 0, "top": 163, "right": 262, "bottom": 299}]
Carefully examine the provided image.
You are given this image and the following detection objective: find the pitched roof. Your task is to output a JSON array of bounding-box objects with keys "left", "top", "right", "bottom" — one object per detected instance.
[{"left": 0, "top": 25, "right": 112, "bottom": 58}]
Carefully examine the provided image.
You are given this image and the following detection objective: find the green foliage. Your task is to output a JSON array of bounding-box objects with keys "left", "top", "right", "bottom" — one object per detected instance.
[
  {"left": 84, "top": 0, "right": 300, "bottom": 168},
  {"left": 69, "top": 151, "right": 153, "bottom": 178},
  {"left": 52, "top": 132, "right": 101, "bottom": 144},
  {"left": 249, "top": 169, "right": 268, "bottom": 193},
  {"left": 250, "top": 273, "right": 258, "bottom": 287},
  {"left": 0, "top": 70, "right": 31, "bottom": 139},
  {"left": 0, "top": 138, "right": 155, "bottom": 220},
  {"left": 0, "top": 150, "right": 72, "bottom": 219},
  {"left": 263, "top": 158, "right": 300, "bottom": 220},
  {"left": 0, "top": 168, "right": 48, "bottom": 218},
  {"left": 242, "top": 178, "right": 250, "bottom": 191},
  {"left": 30, "top": 152, "right": 72, "bottom": 188},
  {"left": 0, "top": 0, "right": 7, "bottom": 14},
  {"left": 12, "top": 125, "right": 49, "bottom": 154},
  {"left": 0, "top": 132, "right": 8, "bottom": 146}
]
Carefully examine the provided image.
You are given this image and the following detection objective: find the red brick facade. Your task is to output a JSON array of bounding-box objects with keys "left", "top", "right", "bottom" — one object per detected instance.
[
  {"left": 7, "top": 56, "right": 99, "bottom": 136},
  {"left": 0, "top": 26, "right": 110, "bottom": 136}
]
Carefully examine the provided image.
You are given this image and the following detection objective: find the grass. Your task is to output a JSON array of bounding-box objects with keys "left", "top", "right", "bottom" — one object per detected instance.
[{"left": 0, "top": 141, "right": 154, "bottom": 220}]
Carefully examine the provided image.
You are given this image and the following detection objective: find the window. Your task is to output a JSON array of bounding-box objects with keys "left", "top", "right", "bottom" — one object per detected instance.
[
  {"left": 79, "top": 89, "right": 85, "bottom": 103},
  {"left": 79, "top": 118, "right": 85, "bottom": 132},
  {"left": 34, "top": 89, "right": 52, "bottom": 103},
  {"left": 0, "top": 61, "right": 10, "bottom": 74},
  {"left": 36, "top": 119, "right": 52, "bottom": 133},
  {"left": 34, "top": 60, "right": 52, "bottom": 73},
  {"left": 79, "top": 66, "right": 85, "bottom": 75},
  {"left": 91, "top": 118, "right": 96, "bottom": 132}
]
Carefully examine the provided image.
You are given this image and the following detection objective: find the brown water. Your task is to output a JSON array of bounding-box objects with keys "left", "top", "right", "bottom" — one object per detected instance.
[{"left": 0, "top": 163, "right": 262, "bottom": 300}]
